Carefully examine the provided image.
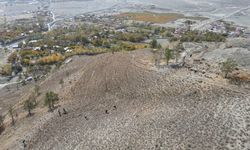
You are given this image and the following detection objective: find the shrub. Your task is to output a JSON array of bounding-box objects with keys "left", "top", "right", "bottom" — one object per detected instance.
[
  {"left": 221, "top": 58, "right": 237, "bottom": 78},
  {"left": 0, "top": 64, "right": 12, "bottom": 76}
]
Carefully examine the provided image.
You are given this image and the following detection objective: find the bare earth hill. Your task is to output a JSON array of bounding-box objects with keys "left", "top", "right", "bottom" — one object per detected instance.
[{"left": 16, "top": 49, "right": 250, "bottom": 150}]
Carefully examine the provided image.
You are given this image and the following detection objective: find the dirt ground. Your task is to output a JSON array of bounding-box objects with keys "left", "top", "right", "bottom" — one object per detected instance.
[{"left": 0, "top": 49, "right": 249, "bottom": 150}]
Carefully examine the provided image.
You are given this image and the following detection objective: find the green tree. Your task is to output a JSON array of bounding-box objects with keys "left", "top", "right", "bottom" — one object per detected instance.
[
  {"left": 150, "top": 39, "right": 158, "bottom": 49},
  {"left": 165, "top": 48, "right": 173, "bottom": 65},
  {"left": 221, "top": 58, "right": 237, "bottom": 78},
  {"left": 8, "top": 106, "right": 15, "bottom": 126},
  {"left": 0, "top": 114, "right": 4, "bottom": 133},
  {"left": 34, "top": 85, "right": 40, "bottom": 97},
  {"left": 0, "top": 115, "right": 4, "bottom": 127},
  {"left": 59, "top": 79, "right": 64, "bottom": 88},
  {"left": 24, "top": 98, "right": 36, "bottom": 117},
  {"left": 44, "top": 91, "right": 59, "bottom": 111},
  {"left": 174, "top": 49, "right": 180, "bottom": 63}
]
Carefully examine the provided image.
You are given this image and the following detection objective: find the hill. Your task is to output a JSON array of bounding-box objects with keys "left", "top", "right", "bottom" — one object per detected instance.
[{"left": 2, "top": 49, "right": 246, "bottom": 150}]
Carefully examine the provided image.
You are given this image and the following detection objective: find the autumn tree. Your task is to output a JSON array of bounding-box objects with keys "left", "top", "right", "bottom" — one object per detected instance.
[{"left": 8, "top": 52, "right": 18, "bottom": 64}]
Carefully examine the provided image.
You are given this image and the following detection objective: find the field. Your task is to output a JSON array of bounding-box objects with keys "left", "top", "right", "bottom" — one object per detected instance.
[
  {"left": 117, "top": 12, "right": 184, "bottom": 23},
  {"left": 117, "top": 12, "right": 208, "bottom": 23}
]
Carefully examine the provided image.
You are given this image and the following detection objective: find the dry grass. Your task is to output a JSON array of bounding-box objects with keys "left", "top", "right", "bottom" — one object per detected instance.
[
  {"left": 117, "top": 12, "right": 184, "bottom": 23},
  {"left": 231, "top": 70, "right": 250, "bottom": 82}
]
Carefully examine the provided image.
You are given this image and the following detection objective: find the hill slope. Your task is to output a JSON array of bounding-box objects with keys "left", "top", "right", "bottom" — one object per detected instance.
[{"left": 24, "top": 49, "right": 250, "bottom": 150}]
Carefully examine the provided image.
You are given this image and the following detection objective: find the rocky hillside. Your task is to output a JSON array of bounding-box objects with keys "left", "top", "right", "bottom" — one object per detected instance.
[{"left": 17, "top": 49, "right": 249, "bottom": 150}]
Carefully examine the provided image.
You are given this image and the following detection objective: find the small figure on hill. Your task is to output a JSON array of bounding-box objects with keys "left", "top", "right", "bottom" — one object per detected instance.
[
  {"left": 22, "top": 140, "right": 27, "bottom": 149},
  {"left": 105, "top": 110, "right": 109, "bottom": 114},
  {"left": 58, "top": 109, "right": 61, "bottom": 117}
]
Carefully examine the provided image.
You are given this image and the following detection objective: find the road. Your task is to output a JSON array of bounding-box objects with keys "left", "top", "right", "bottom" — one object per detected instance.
[
  {"left": 192, "top": 5, "right": 250, "bottom": 30},
  {"left": 47, "top": 10, "right": 58, "bottom": 31}
]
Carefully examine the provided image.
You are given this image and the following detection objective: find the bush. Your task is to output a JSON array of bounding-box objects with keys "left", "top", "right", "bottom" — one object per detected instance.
[
  {"left": 180, "top": 31, "right": 226, "bottom": 43},
  {"left": 116, "top": 33, "right": 145, "bottom": 43},
  {"left": 221, "top": 58, "right": 237, "bottom": 78},
  {"left": 0, "top": 64, "right": 12, "bottom": 76}
]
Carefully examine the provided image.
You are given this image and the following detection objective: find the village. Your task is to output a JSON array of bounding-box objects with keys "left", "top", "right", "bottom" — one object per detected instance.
[{"left": 0, "top": 10, "right": 249, "bottom": 87}]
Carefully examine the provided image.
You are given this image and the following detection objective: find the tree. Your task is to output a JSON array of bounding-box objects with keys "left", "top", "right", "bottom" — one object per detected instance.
[
  {"left": 24, "top": 98, "right": 36, "bottom": 117},
  {"left": 150, "top": 39, "right": 158, "bottom": 49},
  {"left": 110, "top": 46, "right": 119, "bottom": 54},
  {"left": 165, "top": 48, "right": 173, "bottom": 65},
  {"left": 44, "top": 91, "right": 59, "bottom": 111},
  {"left": 0, "top": 114, "right": 4, "bottom": 133},
  {"left": 174, "top": 49, "right": 180, "bottom": 63},
  {"left": 8, "top": 106, "right": 15, "bottom": 126},
  {"left": 59, "top": 79, "right": 64, "bottom": 88},
  {"left": 0, "top": 115, "right": 4, "bottom": 127},
  {"left": 221, "top": 58, "right": 237, "bottom": 78},
  {"left": 34, "top": 85, "right": 40, "bottom": 97}
]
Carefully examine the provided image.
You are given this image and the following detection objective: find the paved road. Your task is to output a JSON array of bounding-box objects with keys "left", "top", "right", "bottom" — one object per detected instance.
[{"left": 192, "top": 5, "right": 250, "bottom": 30}]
